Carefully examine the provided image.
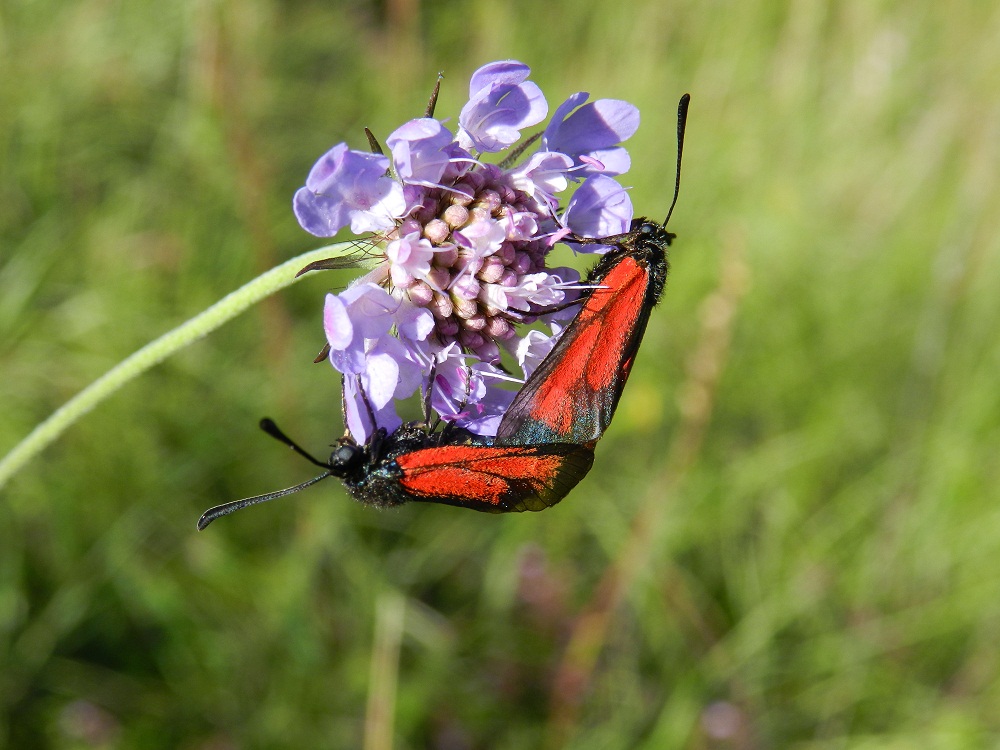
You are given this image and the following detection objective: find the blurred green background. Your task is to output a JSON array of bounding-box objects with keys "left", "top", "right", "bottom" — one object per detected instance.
[{"left": 2, "top": 0, "right": 999, "bottom": 747}]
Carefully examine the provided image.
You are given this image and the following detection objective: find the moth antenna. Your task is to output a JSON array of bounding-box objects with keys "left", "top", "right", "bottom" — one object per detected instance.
[
  {"left": 259, "top": 418, "right": 329, "bottom": 469},
  {"left": 197, "top": 472, "right": 332, "bottom": 530},
  {"left": 663, "top": 93, "right": 691, "bottom": 228}
]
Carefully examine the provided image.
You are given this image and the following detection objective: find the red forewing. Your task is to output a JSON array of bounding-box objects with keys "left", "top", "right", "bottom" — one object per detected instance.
[
  {"left": 392, "top": 442, "right": 595, "bottom": 512},
  {"left": 492, "top": 92, "right": 688, "bottom": 448},
  {"left": 495, "top": 238, "right": 667, "bottom": 446}
]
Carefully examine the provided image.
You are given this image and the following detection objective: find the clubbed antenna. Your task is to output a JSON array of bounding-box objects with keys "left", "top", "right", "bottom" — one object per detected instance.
[
  {"left": 663, "top": 93, "right": 691, "bottom": 228},
  {"left": 196, "top": 418, "right": 332, "bottom": 530},
  {"left": 258, "top": 418, "right": 329, "bottom": 469},
  {"left": 197, "top": 473, "right": 332, "bottom": 530}
]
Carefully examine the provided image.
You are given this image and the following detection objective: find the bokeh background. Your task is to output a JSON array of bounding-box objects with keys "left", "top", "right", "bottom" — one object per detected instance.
[{"left": 3, "top": 0, "right": 999, "bottom": 747}]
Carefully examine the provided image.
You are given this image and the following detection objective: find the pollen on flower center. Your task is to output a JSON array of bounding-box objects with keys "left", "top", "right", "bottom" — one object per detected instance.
[{"left": 380, "top": 163, "right": 551, "bottom": 362}]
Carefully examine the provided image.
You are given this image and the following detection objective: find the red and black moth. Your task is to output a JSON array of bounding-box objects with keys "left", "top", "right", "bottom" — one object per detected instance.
[{"left": 196, "top": 94, "right": 689, "bottom": 529}]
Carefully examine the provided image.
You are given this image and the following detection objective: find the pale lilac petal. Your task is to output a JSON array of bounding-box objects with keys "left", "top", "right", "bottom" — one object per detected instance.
[
  {"left": 508, "top": 151, "right": 573, "bottom": 198},
  {"left": 580, "top": 147, "right": 631, "bottom": 176},
  {"left": 563, "top": 174, "right": 633, "bottom": 241},
  {"left": 372, "top": 402, "right": 403, "bottom": 437},
  {"left": 430, "top": 352, "right": 521, "bottom": 435},
  {"left": 348, "top": 179, "right": 406, "bottom": 233},
  {"left": 328, "top": 345, "right": 367, "bottom": 376},
  {"left": 339, "top": 283, "right": 398, "bottom": 340},
  {"left": 387, "top": 118, "right": 455, "bottom": 183},
  {"left": 468, "top": 60, "right": 531, "bottom": 96},
  {"left": 502, "top": 210, "right": 540, "bottom": 241},
  {"left": 394, "top": 304, "right": 435, "bottom": 341},
  {"left": 544, "top": 98, "right": 639, "bottom": 157},
  {"left": 478, "top": 283, "right": 508, "bottom": 311},
  {"left": 390, "top": 345, "right": 427, "bottom": 400},
  {"left": 324, "top": 293, "right": 366, "bottom": 375},
  {"left": 454, "top": 371, "right": 517, "bottom": 435},
  {"left": 461, "top": 413, "right": 503, "bottom": 436},
  {"left": 516, "top": 329, "right": 558, "bottom": 377},
  {"left": 293, "top": 144, "right": 393, "bottom": 236},
  {"left": 545, "top": 265, "right": 582, "bottom": 287},
  {"left": 385, "top": 231, "right": 436, "bottom": 284},
  {"left": 344, "top": 376, "right": 375, "bottom": 443},
  {"left": 458, "top": 61, "right": 547, "bottom": 152},
  {"left": 535, "top": 267, "right": 583, "bottom": 324},
  {"left": 452, "top": 219, "right": 506, "bottom": 257},
  {"left": 502, "top": 271, "right": 572, "bottom": 311},
  {"left": 390, "top": 264, "right": 415, "bottom": 288},
  {"left": 293, "top": 187, "right": 340, "bottom": 237},
  {"left": 545, "top": 91, "right": 589, "bottom": 140},
  {"left": 323, "top": 293, "right": 354, "bottom": 350},
  {"left": 364, "top": 348, "right": 402, "bottom": 409},
  {"left": 452, "top": 274, "right": 480, "bottom": 300},
  {"left": 428, "top": 345, "right": 479, "bottom": 418}
]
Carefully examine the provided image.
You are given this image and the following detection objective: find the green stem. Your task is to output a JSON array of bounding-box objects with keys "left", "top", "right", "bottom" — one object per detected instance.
[{"left": 0, "top": 242, "right": 355, "bottom": 491}]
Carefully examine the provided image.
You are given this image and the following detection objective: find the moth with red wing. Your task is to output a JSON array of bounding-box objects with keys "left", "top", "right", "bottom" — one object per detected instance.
[{"left": 196, "top": 94, "right": 689, "bottom": 529}]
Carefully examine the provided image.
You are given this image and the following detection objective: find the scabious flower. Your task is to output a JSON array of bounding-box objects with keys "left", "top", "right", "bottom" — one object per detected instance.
[{"left": 293, "top": 60, "right": 640, "bottom": 440}]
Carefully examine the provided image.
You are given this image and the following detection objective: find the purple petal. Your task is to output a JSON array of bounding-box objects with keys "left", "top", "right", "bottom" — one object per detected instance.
[
  {"left": 329, "top": 345, "right": 367, "bottom": 376},
  {"left": 515, "top": 329, "right": 558, "bottom": 377},
  {"left": 387, "top": 339, "right": 428, "bottom": 400},
  {"left": 385, "top": 231, "right": 436, "bottom": 284},
  {"left": 563, "top": 174, "right": 633, "bottom": 241},
  {"left": 508, "top": 151, "right": 573, "bottom": 199},
  {"left": 431, "top": 353, "right": 485, "bottom": 415},
  {"left": 363, "top": 347, "right": 402, "bottom": 410},
  {"left": 343, "top": 376, "right": 374, "bottom": 442},
  {"left": 544, "top": 98, "right": 639, "bottom": 155},
  {"left": 293, "top": 144, "right": 393, "bottom": 236},
  {"left": 387, "top": 118, "right": 455, "bottom": 183},
  {"left": 339, "top": 283, "right": 398, "bottom": 340},
  {"left": 468, "top": 60, "right": 531, "bottom": 97},
  {"left": 393, "top": 303, "right": 435, "bottom": 342},
  {"left": 323, "top": 293, "right": 355, "bottom": 350},
  {"left": 351, "top": 340, "right": 411, "bottom": 437},
  {"left": 452, "top": 218, "right": 506, "bottom": 256},
  {"left": 456, "top": 378, "right": 517, "bottom": 435},
  {"left": 344, "top": 374, "right": 403, "bottom": 442},
  {"left": 324, "top": 293, "right": 366, "bottom": 375},
  {"left": 581, "top": 147, "right": 631, "bottom": 176},
  {"left": 458, "top": 62, "right": 547, "bottom": 152},
  {"left": 347, "top": 179, "right": 406, "bottom": 233},
  {"left": 544, "top": 91, "right": 589, "bottom": 145}
]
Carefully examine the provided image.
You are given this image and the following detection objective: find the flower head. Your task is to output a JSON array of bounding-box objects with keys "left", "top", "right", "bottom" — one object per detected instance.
[{"left": 294, "top": 60, "right": 640, "bottom": 440}]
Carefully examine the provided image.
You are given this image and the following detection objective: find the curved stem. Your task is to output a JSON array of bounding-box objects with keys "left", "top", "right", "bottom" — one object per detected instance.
[{"left": 0, "top": 242, "right": 355, "bottom": 491}]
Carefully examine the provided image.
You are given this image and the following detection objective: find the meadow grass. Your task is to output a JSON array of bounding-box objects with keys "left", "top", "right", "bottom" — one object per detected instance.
[{"left": 2, "top": 0, "right": 999, "bottom": 747}]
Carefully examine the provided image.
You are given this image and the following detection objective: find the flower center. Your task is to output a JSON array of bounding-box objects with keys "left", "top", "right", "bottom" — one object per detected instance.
[{"left": 382, "top": 164, "right": 552, "bottom": 362}]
